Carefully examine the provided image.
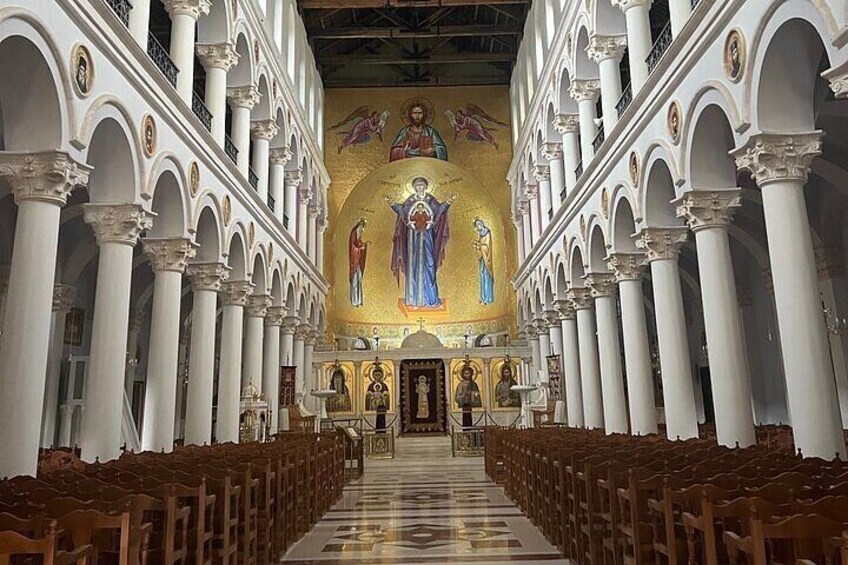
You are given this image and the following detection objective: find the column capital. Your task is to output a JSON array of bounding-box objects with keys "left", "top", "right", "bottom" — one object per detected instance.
[
  {"left": 543, "top": 309, "right": 560, "bottom": 327},
  {"left": 822, "top": 64, "right": 848, "bottom": 99},
  {"left": 305, "top": 329, "right": 321, "bottom": 346},
  {"left": 186, "top": 261, "right": 230, "bottom": 291},
  {"left": 553, "top": 113, "right": 580, "bottom": 135},
  {"left": 52, "top": 284, "right": 77, "bottom": 313},
  {"left": 569, "top": 79, "right": 601, "bottom": 103},
  {"left": 282, "top": 316, "right": 300, "bottom": 334},
  {"left": 265, "top": 305, "right": 287, "bottom": 327},
  {"left": 633, "top": 227, "right": 689, "bottom": 262},
  {"left": 587, "top": 34, "right": 628, "bottom": 63},
  {"left": 606, "top": 252, "right": 647, "bottom": 282},
  {"left": 83, "top": 203, "right": 153, "bottom": 246},
  {"left": 226, "top": 84, "right": 260, "bottom": 109},
  {"left": 541, "top": 141, "right": 563, "bottom": 161},
  {"left": 524, "top": 323, "right": 539, "bottom": 339},
  {"left": 732, "top": 131, "right": 822, "bottom": 186},
  {"left": 284, "top": 169, "right": 303, "bottom": 186},
  {"left": 815, "top": 246, "right": 845, "bottom": 280},
  {"left": 269, "top": 146, "right": 292, "bottom": 165},
  {"left": 534, "top": 317, "right": 550, "bottom": 335},
  {"left": 586, "top": 273, "right": 617, "bottom": 298},
  {"left": 612, "top": 0, "right": 653, "bottom": 10},
  {"left": 308, "top": 205, "right": 320, "bottom": 218},
  {"left": 0, "top": 151, "right": 90, "bottom": 206},
  {"left": 142, "top": 237, "right": 197, "bottom": 273},
  {"left": 554, "top": 298, "right": 576, "bottom": 320},
  {"left": 568, "top": 287, "right": 594, "bottom": 310},
  {"left": 196, "top": 42, "right": 239, "bottom": 71},
  {"left": 245, "top": 294, "right": 272, "bottom": 317},
  {"left": 532, "top": 165, "right": 550, "bottom": 182},
  {"left": 294, "top": 323, "right": 312, "bottom": 340},
  {"left": 222, "top": 280, "right": 254, "bottom": 306},
  {"left": 162, "top": 0, "right": 211, "bottom": 18},
  {"left": 250, "top": 119, "right": 280, "bottom": 141},
  {"left": 299, "top": 186, "right": 314, "bottom": 205},
  {"left": 674, "top": 188, "right": 742, "bottom": 232},
  {"left": 523, "top": 183, "right": 538, "bottom": 200}
]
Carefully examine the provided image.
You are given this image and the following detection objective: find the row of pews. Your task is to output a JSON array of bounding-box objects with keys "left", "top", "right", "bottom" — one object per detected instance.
[
  {"left": 0, "top": 432, "right": 344, "bottom": 565},
  {"left": 486, "top": 427, "right": 848, "bottom": 564}
]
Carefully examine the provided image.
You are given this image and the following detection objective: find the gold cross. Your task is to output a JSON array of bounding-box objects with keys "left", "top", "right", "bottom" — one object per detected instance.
[{"left": 417, "top": 318, "right": 426, "bottom": 331}]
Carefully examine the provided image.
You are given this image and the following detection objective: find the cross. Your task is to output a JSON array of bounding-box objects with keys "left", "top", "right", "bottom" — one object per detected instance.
[{"left": 417, "top": 318, "right": 426, "bottom": 331}]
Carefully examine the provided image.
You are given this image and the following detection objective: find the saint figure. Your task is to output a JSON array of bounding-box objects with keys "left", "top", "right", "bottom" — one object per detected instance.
[
  {"left": 455, "top": 364, "right": 482, "bottom": 409},
  {"left": 495, "top": 362, "right": 520, "bottom": 408},
  {"left": 473, "top": 219, "right": 494, "bottom": 305},
  {"left": 366, "top": 364, "right": 390, "bottom": 412},
  {"left": 386, "top": 178, "right": 456, "bottom": 307},
  {"left": 348, "top": 219, "right": 368, "bottom": 307},
  {"left": 389, "top": 99, "right": 448, "bottom": 162},
  {"left": 416, "top": 375, "right": 430, "bottom": 419},
  {"left": 327, "top": 368, "right": 351, "bottom": 413}
]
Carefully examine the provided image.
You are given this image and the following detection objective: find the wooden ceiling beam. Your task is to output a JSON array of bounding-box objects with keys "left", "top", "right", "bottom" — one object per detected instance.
[
  {"left": 317, "top": 52, "right": 515, "bottom": 65},
  {"left": 298, "top": 0, "right": 529, "bottom": 8},
  {"left": 307, "top": 24, "right": 522, "bottom": 39}
]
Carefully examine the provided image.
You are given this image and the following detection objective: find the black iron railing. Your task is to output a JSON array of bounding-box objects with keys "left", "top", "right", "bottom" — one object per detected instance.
[
  {"left": 267, "top": 193, "right": 276, "bottom": 212},
  {"left": 283, "top": 214, "right": 290, "bottom": 230},
  {"left": 224, "top": 135, "right": 238, "bottom": 164},
  {"left": 147, "top": 33, "right": 178, "bottom": 88},
  {"left": 575, "top": 161, "right": 584, "bottom": 180},
  {"left": 248, "top": 168, "right": 259, "bottom": 190},
  {"left": 592, "top": 126, "right": 606, "bottom": 153},
  {"left": 192, "top": 91, "right": 212, "bottom": 132},
  {"left": 105, "top": 0, "right": 132, "bottom": 26},
  {"left": 691, "top": 0, "right": 702, "bottom": 7},
  {"left": 646, "top": 22, "right": 673, "bottom": 74},
  {"left": 616, "top": 83, "right": 633, "bottom": 117}
]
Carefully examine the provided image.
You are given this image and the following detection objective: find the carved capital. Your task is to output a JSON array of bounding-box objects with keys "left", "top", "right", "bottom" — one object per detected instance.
[
  {"left": 822, "top": 64, "right": 848, "bottom": 99},
  {"left": 612, "top": 0, "right": 653, "bottom": 10},
  {"left": 294, "top": 323, "right": 312, "bottom": 340},
  {"left": 269, "top": 146, "right": 292, "bottom": 165},
  {"left": 305, "top": 329, "right": 321, "bottom": 346},
  {"left": 553, "top": 113, "right": 580, "bottom": 135},
  {"left": 568, "top": 287, "right": 594, "bottom": 310},
  {"left": 83, "top": 204, "right": 153, "bottom": 246},
  {"left": 554, "top": 299, "right": 576, "bottom": 321},
  {"left": 543, "top": 309, "right": 560, "bottom": 327},
  {"left": 815, "top": 246, "right": 845, "bottom": 280},
  {"left": 187, "top": 261, "right": 229, "bottom": 292},
  {"left": 541, "top": 141, "right": 563, "bottom": 161},
  {"left": 245, "top": 294, "right": 272, "bottom": 318},
  {"left": 633, "top": 227, "right": 689, "bottom": 262},
  {"left": 569, "top": 79, "right": 601, "bottom": 103},
  {"left": 265, "top": 305, "right": 287, "bottom": 327},
  {"left": 587, "top": 34, "right": 628, "bottom": 63},
  {"left": 226, "top": 84, "right": 260, "bottom": 109},
  {"left": 732, "top": 132, "right": 822, "bottom": 186},
  {"left": 143, "top": 237, "right": 197, "bottom": 273},
  {"left": 282, "top": 316, "right": 300, "bottom": 334},
  {"left": 0, "top": 151, "right": 90, "bottom": 206},
  {"left": 196, "top": 42, "right": 239, "bottom": 71},
  {"left": 586, "top": 273, "right": 617, "bottom": 298},
  {"left": 534, "top": 317, "right": 550, "bottom": 335},
  {"left": 298, "top": 186, "right": 314, "bottom": 205},
  {"left": 523, "top": 183, "right": 538, "bottom": 200},
  {"left": 606, "top": 252, "right": 647, "bottom": 282},
  {"left": 222, "top": 280, "right": 254, "bottom": 307},
  {"left": 524, "top": 323, "right": 539, "bottom": 340},
  {"left": 532, "top": 165, "right": 550, "bottom": 182},
  {"left": 162, "top": 0, "right": 211, "bottom": 18},
  {"left": 674, "top": 189, "right": 741, "bottom": 232},
  {"left": 52, "top": 284, "right": 77, "bottom": 313},
  {"left": 284, "top": 169, "right": 303, "bottom": 187},
  {"left": 250, "top": 119, "right": 279, "bottom": 141}
]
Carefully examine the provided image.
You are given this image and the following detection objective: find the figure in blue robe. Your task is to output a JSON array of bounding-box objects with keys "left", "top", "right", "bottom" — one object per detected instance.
[{"left": 474, "top": 219, "right": 495, "bottom": 305}]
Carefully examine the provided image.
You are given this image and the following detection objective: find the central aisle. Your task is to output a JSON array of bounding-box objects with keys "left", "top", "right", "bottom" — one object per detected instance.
[{"left": 282, "top": 435, "right": 567, "bottom": 564}]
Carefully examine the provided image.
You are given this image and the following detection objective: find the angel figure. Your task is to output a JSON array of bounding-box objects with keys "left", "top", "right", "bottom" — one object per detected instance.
[
  {"left": 444, "top": 104, "right": 507, "bottom": 150},
  {"left": 329, "top": 106, "right": 390, "bottom": 154}
]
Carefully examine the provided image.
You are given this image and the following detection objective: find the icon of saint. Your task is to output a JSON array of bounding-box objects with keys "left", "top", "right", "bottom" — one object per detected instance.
[
  {"left": 348, "top": 218, "right": 368, "bottom": 307},
  {"left": 455, "top": 363, "right": 482, "bottom": 409},
  {"left": 416, "top": 375, "right": 430, "bottom": 419},
  {"left": 495, "top": 362, "right": 520, "bottom": 408},
  {"left": 389, "top": 98, "right": 448, "bottom": 162},
  {"left": 473, "top": 219, "right": 494, "bottom": 305}
]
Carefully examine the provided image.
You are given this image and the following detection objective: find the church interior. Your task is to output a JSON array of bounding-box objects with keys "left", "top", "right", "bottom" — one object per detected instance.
[{"left": 3, "top": 0, "right": 848, "bottom": 563}]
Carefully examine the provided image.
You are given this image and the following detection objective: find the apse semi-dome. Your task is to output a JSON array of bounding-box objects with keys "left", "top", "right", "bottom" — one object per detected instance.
[{"left": 401, "top": 329, "right": 443, "bottom": 349}]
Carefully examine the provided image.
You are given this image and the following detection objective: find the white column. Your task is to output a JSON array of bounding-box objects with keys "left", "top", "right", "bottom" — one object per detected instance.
[
  {"left": 734, "top": 132, "right": 845, "bottom": 459},
  {"left": 675, "top": 189, "right": 756, "bottom": 447},
  {"left": 513, "top": 216, "right": 526, "bottom": 263},
  {"left": 226, "top": 85, "right": 260, "bottom": 176},
  {"left": 297, "top": 186, "right": 313, "bottom": 250},
  {"left": 128, "top": 0, "right": 152, "bottom": 45},
  {"left": 520, "top": 201, "right": 534, "bottom": 252},
  {"left": 535, "top": 318, "right": 551, "bottom": 382},
  {"left": 556, "top": 300, "right": 584, "bottom": 427},
  {"left": 307, "top": 206, "right": 319, "bottom": 264},
  {"left": 608, "top": 253, "right": 657, "bottom": 435},
  {"left": 270, "top": 147, "right": 291, "bottom": 222},
  {"left": 587, "top": 274, "right": 629, "bottom": 434},
  {"left": 184, "top": 262, "right": 228, "bottom": 445},
  {"left": 250, "top": 120, "right": 279, "bottom": 202},
  {"left": 635, "top": 227, "right": 699, "bottom": 441},
  {"left": 588, "top": 35, "right": 628, "bottom": 134},
  {"left": 217, "top": 280, "right": 253, "bottom": 443},
  {"left": 545, "top": 310, "right": 563, "bottom": 357},
  {"left": 542, "top": 143, "right": 565, "bottom": 211},
  {"left": 0, "top": 265, "right": 10, "bottom": 340},
  {"left": 293, "top": 324, "right": 307, "bottom": 395},
  {"left": 570, "top": 288, "right": 604, "bottom": 429},
  {"left": 196, "top": 43, "right": 239, "bottom": 146},
  {"left": 0, "top": 153, "right": 88, "bottom": 477},
  {"left": 317, "top": 218, "right": 327, "bottom": 274},
  {"left": 263, "top": 306, "right": 285, "bottom": 431},
  {"left": 163, "top": 0, "right": 211, "bottom": 103},
  {"left": 569, "top": 80, "right": 601, "bottom": 166},
  {"left": 41, "top": 285, "right": 77, "bottom": 448},
  {"left": 526, "top": 324, "right": 542, "bottom": 385},
  {"left": 554, "top": 114, "right": 581, "bottom": 192},
  {"left": 244, "top": 294, "right": 271, "bottom": 394},
  {"left": 533, "top": 165, "right": 552, "bottom": 229},
  {"left": 284, "top": 169, "right": 302, "bottom": 238},
  {"left": 140, "top": 238, "right": 195, "bottom": 453},
  {"left": 668, "top": 0, "right": 692, "bottom": 38},
  {"left": 613, "top": 0, "right": 652, "bottom": 93},
  {"left": 305, "top": 329, "right": 318, "bottom": 395},
  {"left": 816, "top": 248, "right": 848, "bottom": 426},
  {"left": 81, "top": 204, "right": 153, "bottom": 464},
  {"left": 268, "top": 0, "right": 284, "bottom": 49},
  {"left": 280, "top": 316, "right": 298, "bottom": 367},
  {"left": 524, "top": 185, "right": 542, "bottom": 243}
]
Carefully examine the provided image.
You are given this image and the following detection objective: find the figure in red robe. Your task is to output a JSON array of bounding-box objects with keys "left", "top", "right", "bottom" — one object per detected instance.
[{"left": 348, "top": 219, "right": 368, "bottom": 307}]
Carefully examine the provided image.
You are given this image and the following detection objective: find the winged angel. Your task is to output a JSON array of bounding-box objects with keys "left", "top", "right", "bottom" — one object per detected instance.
[
  {"left": 444, "top": 103, "right": 507, "bottom": 150},
  {"left": 329, "top": 106, "right": 390, "bottom": 154}
]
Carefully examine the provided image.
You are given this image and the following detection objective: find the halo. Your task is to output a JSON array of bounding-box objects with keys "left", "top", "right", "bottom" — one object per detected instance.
[
  {"left": 399, "top": 97, "right": 435, "bottom": 125},
  {"left": 403, "top": 172, "right": 437, "bottom": 196}
]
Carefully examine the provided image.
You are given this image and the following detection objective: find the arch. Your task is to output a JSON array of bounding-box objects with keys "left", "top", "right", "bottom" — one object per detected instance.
[
  {"left": 269, "top": 266, "right": 284, "bottom": 305},
  {"left": 569, "top": 242, "right": 587, "bottom": 287},
  {"left": 593, "top": 0, "right": 626, "bottom": 35},
  {"left": 297, "top": 290, "right": 307, "bottom": 319},
  {"left": 642, "top": 156, "right": 683, "bottom": 227},
  {"left": 284, "top": 279, "right": 297, "bottom": 313},
  {"left": 587, "top": 221, "right": 609, "bottom": 272},
  {"left": 250, "top": 247, "right": 268, "bottom": 293},
  {"left": 253, "top": 70, "right": 272, "bottom": 120},
  {"left": 543, "top": 275, "right": 555, "bottom": 310},
  {"left": 688, "top": 103, "right": 737, "bottom": 189},
  {"left": 557, "top": 65, "right": 578, "bottom": 114},
  {"left": 84, "top": 111, "right": 139, "bottom": 203},
  {"left": 226, "top": 229, "right": 248, "bottom": 280},
  {"left": 555, "top": 257, "right": 568, "bottom": 297},
  {"left": 573, "top": 24, "right": 598, "bottom": 80},
  {"left": 197, "top": 0, "right": 231, "bottom": 44},
  {"left": 610, "top": 189, "right": 639, "bottom": 252},
  {"left": 148, "top": 164, "right": 188, "bottom": 238},
  {"left": 271, "top": 106, "right": 287, "bottom": 148},
  {"left": 194, "top": 203, "right": 222, "bottom": 262},
  {"left": 228, "top": 29, "right": 254, "bottom": 87}
]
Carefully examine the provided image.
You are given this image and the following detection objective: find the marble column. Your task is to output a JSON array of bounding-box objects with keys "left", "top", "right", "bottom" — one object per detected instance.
[
  {"left": 128, "top": 0, "right": 152, "bottom": 45},
  {"left": 140, "top": 238, "right": 196, "bottom": 453},
  {"left": 0, "top": 152, "right": 88, "bottom": 477},
  {"left": 815, "top": 247, "right": 848, "bottom": 426},
  {"left": 196, "top": 43, "right": 239, "bottom": 146},
  {"left": 587, "top": 273, "right": 629, "bottom": 434},
  {"left": 520, "top": 201, "right": 534, "bottom": 252},
  {"left": 524, "top": 184, "right": 542, "bottom": 244},
  {"left": 545, "top": 309, "right": 563, "bottom": 357},
  {"left": 733, "top": 132, "right": 845, "bottom": 459},
  {"left": 283, "top": 169, "right": 302, "bottom": 237},
  {"left": 244, "top": 294, "right": 271, "bottom": 392},
  {"left": 569, "top": 80, "right": 601, "bottom": 166},
  {"left": 607, "top": 252, "right": 657, "bottom": 435},
  {"left": 570, "top": 288, "right": 604, "bottom": 429},
  {"left": 542, "top": 142, "right": 565, "bottom": 211},
  {"left": 183, "top": 262, "right": 228, "bottom": 446},
  {"left": 269, "top": 147, "right": 291, "bottom": 222},
  {"left": 280, "top": 316, "right": 298, "bottom": 366},
  {"left": 41, "top": 284, "right": 77, "bottom": 448},
  {"left": 250, "top": 120, "right": 279, "bottom": 202},
  {"left": 307, "top": 205, "right": 319, "bottom": 264},
  {"left": 293, "top": 324, "right": 308, "bottom": 395},
  {"left": 226, "top": 85, "right": 261, "bottom": 176},
  {"left": 588, "top": 34, "right": 628, "bottom": 134},
  {"left": 613, "top": 0, "right": 652, "bottom": 92},
  {"left": 0, "top": 265, "right": 9, "bottom": 340},
  {"left": 556, "top": 299, "right": 584, "bottom": 426},
  {"left": 533, "top": 165, "right": 552, "bottom": 228},
  {"left": 297, "top": 185, "right": 313, "bottom": 250},
  {"left": 668, "top": 0, "right": 692, "bottom": 38},
  {"left": 217, "top": 280, "right": 253, "bottom": 443},
  {"left": 525, "top": 323, "right": 541, "bottom": 385},
  {"left": 554, "top": 114, "right": 581, "bottom": 192},
  {"left": 535, "top": 318, "right": 551, "bottom": 381},
  {"left": 81, "top": 204, "right": 154, "bottom": 464},
  {"left": 163, "top": 0, "right": 211, "bottom": 103},
  {"left": 305, "top": 329, "right": 319, "bottom": 397},
  {"left": 634, "top": 227, "right": 699, "bottom": 441},
  {"left": 263, "top": 306, "right": 286, "bottom": 431},
  {"left": 513, "top": 216, "right": 526, "bottom": 263},
  {"left": 675, "top": 189, "right": 756, "bottom": 447}
]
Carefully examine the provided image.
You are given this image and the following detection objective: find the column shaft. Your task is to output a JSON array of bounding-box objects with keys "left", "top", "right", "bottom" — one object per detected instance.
[
  {"left": 270, "top": 162, "right": 285, "bottom": 222},
  {"left": 42, "top": 292, "right": 72, "bottom": 448},
  {"left": 595, "top": 294, "right": 629, "bottom": 434},
  {"left": 217, "top": 303, "right": 244, "bottom": 442},
  {"left": 561, "top": 316, "right": 584, "bottom": 427},
  {"left": 184, "top": 288, "right": 218, "bottom": 445},
  {"left": 619, "top": 279, "right": 657, "bottom": 435},
  {"left": 252, "top": 137, "right": 270, "bottom": 201},
  {"left": 243, "top": 315, "right": 266, "bottom": 391},
  {"left": 623, "top": 3, "right": 651, "bottom": 92},
  {"left": 549, "top": 156, "right": 565, "bottom": 210},
  {"left": 599, "top": 58, "right": 623, "bottom": 133},
  {"left": 129, "top": 0, "right": 152, "bottom": 45},
  {"left": 668, "top": 0, "right": 692, "bottom": 37},
  {"left": 297, "top": 200, "right": 309, "bottom": 248},
  {"left": 575, "top": 303, "right": 604, "bottom": 429},
  {"left": 263, "top": 322, "right": 282, "bottom": 430},
  {"left": 577, "top": 99, "right": 598, "bottom": 165},
  {"left": 169, "top": 12, "right": 197, "bottom": 103}
]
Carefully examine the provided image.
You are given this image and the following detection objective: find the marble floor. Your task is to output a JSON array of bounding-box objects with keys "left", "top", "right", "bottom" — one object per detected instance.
[{"left": 281, "top": 435, "right": 567, "bottom": 564}]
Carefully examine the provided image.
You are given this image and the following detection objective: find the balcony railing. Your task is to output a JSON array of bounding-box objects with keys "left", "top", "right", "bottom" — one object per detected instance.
[
  {"left": 267, "top": 193, "right": 276, "bottom": 212},
  {"left": 592, "top": 126, "right": 606, "bottom": 153},
  {"left": 283, "top": 214, "right": 290, "bottom": 230},
  {"left": 192, "top": 92, "right": 212, "bottom": 132},
  {"left": 105, "top": 0, "right": 132, "bottom": 27},
  {"left": 224, "top": 135, "right": 238, "bottom": 164},
  {"left": 560, "top": 186, "right": 567, "bottom": 202},
  {"left": 691, "top": 0, "right": 702, "bottom": 7},
  {"left": 147, "top": 33, "right": 178, "bottom": 88},
  {"left": 646, "top": 22, "right": 673, "bottom": 74},
  {"left": 616, "top": 83, "right": 633, "bottom": 117},
  {"left": 248, "top": 168, "right": 259, "bottom": 190},
  {"left": 575, "top": 161, "right": 584, "bottom": 180}
]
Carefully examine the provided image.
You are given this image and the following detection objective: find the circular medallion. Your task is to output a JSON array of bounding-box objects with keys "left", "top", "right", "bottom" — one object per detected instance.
[
  {"left": 667, "top": 101, "right": 682, "bottom": 145},
  {"left": 71, "top": 44, "right": 93, "bottom": 98},
  {"left": 142, "top": 114, "right": 157, "bottom": 157},
  {"left": 723, "top": 29, "right": 746, "bottom": 83},
  {"left": 189, "top": 161, "right": 200, "bottom": 196},
  {"left": 629, "top": 151, "right": 640, "bottom": 188},
  {"left": 222, "top": 195, "right": 232, "bottom": 225}
]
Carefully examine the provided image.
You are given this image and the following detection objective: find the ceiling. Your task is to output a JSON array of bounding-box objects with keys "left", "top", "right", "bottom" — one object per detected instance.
[{"left": 296, "top": 0, "right": 531, "bottom": 88}]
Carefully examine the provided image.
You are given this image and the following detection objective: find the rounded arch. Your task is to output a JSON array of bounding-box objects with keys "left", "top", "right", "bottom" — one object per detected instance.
[
  {"left": 554, "top": 256, "right": 568, "bottom": 297},
  {"left": 542, "top": 274, "right": 555, "bottom": 310},
  {"left": 610, "top": 189, "right": 639, "bottom": 252},
  {"left": 640, "top": 144, "right": 683, "bottom": 227},
  {"left": 85, "top": 111, "right": 139, "bottom": 203},
  {"left": 194, "top": 203, "right": 222, "bottom": 262},
  {"left": 592, "top": 0, "right": 626, "bottom": 35},
  {"left": 557, "top": 65, "right": 578, "bottom": 114},
  {"left": 148, "top": 164, "right": 188, "bottom": 238},
  {"left": 269, "top": 266, "right": 284, "bottom": 305},
  {"left": 253, "top": 70, "right": 272, "bottom": 120},
  {"left": 296, "top": 290, "right": 307, "bottom": 319},
  {"left": 197, "top": 0, "right": 232, "bottom": 43},
  {"left": 250, "top": 248, "right": 268, "bottom": 293},
  {"left": 226, "top": 228, "right": 248, "bottom": 280},
  {"left": 688, "top": 103, "right": 737, "bottom": 189},
  {"left": 572, "top": 24, "right": 597, "bottom": 80},
  {"left": 587, "top": 220, "right": 608, "bottom": 272},
  {"left": 569, "top": 241, "right": 587, "bottom": 287},
  {"left": 228, "top": 29, "right": 255, "bottom": 87}
]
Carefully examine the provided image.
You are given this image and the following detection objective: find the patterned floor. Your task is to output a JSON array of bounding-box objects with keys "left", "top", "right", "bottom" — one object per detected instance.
[{"left": 281, "top": 435, "right": 567, "bottom": 564}]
